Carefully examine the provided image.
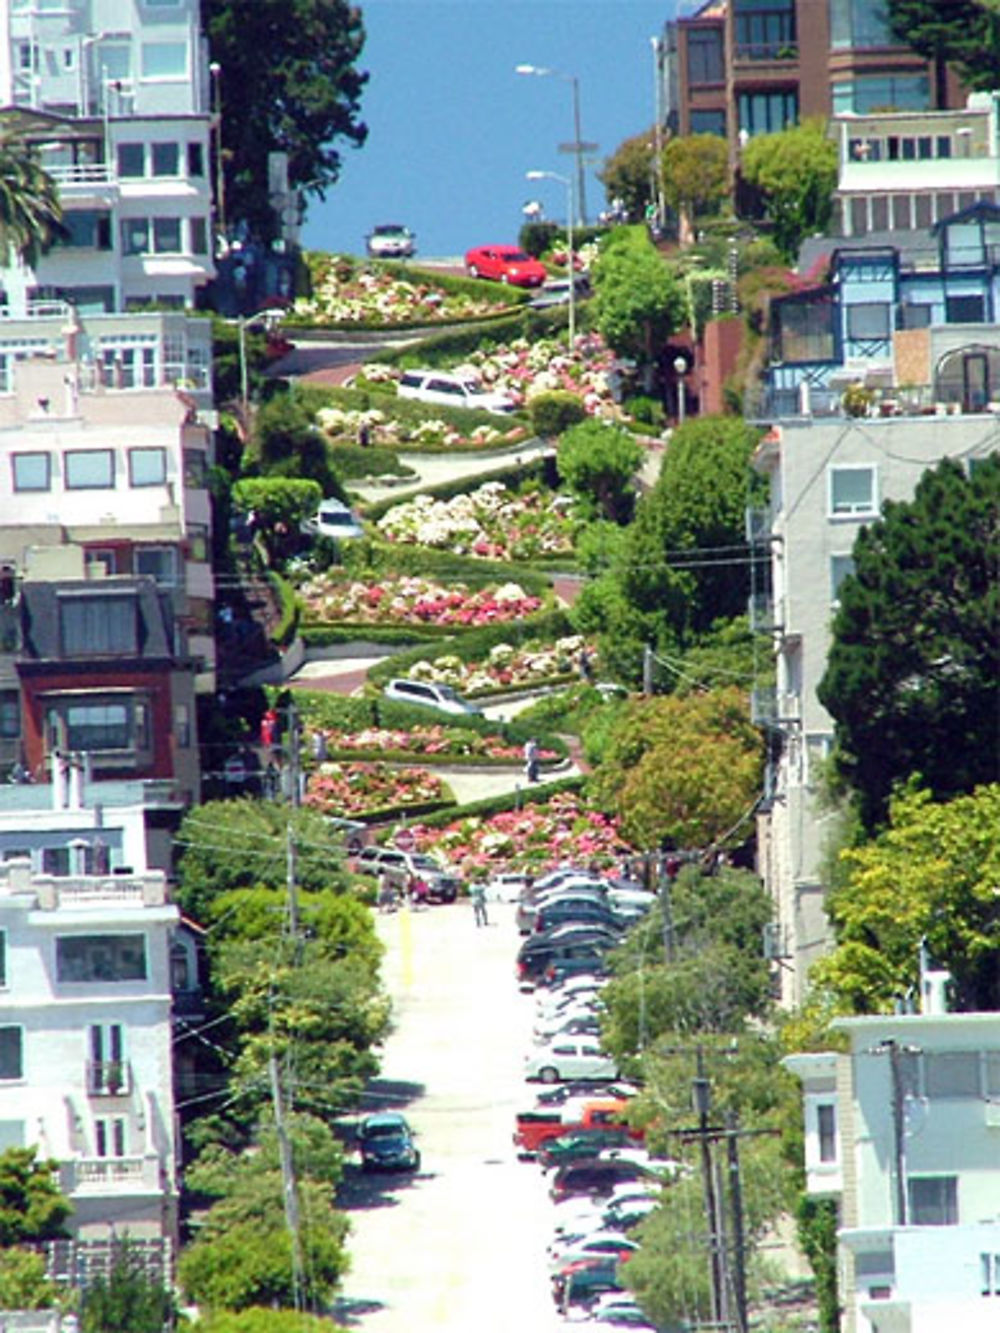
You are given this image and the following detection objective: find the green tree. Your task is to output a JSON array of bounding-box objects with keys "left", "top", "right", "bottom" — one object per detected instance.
[
  {"left": 0, "top": 126, "right": 63, "bottom": 266},
  {"left": 0, "top": 1147, "right": 71, "bottom": 1244},
  {"left": 600, "top": 866, "right": 774, "bottom": 1060},
  {"left": 0, "top": 1248, "right": 57, "bottom": 1311},
  {"left": 598, "top": 130, "right": 656, "bottom": 222},
  {"left": 740, "top": 120, "right": 838, "bottom": 259},
  {"left": 588, "top": 688, "right": 763, "bottom": 852},
  {"left": 80, "top": 1241, "right": 174, "bottom": 1333},
  {"left": 811, "top": 783, "right": 1000, "bottom": 1013},
  {"left": 230, "top": 476, "right": 322, "bottom": 565},
  {"left": 661, "top": 134, "right": 729, "bottom": 225},
  {"left": 592, "top": 232, "right": 685, "bottom": 375},
  {"left": 246, "top": 393, "right": 343, "bottom": 495},
  {"left": 179, "top": 1117, "right": 349, "bottom": 1312},
  {"left": 886, "top": 0, "right": 1000, "bottom": 102},
  {"left": 556, "top": 420, "right": 643, "bottom": 523},
  {"left": 817, "top": 455, "right": 1000, "bottom": 831},
  {"left": 175, "top": 799, "right": 352, "bottom": 923},
  {"left": 619, "top": 416, "right": 762, "bottom": 644},
  {"left": 204, "top": 0, "right": 367, "bottom": 240},
  {"left": 196, "top": 1310, "right": 337, "bottom": 1333}
]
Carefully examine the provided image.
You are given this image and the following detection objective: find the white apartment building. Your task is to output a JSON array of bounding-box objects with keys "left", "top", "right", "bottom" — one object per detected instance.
[
  {"left": 0, "top": 0, "right": 215, "bottom": 312},
  {"left": 751, "top": 413, "right": 999, "bottom": 1006},
  {"left": 0, "top": 855, "right": 179, "bottom": 1246},
  {"left": 786, "top": 1004, "right": 1000, "bottom": 1333},
  {"left": 832, "top": 91, "right": 1000, "bottom": 239}
]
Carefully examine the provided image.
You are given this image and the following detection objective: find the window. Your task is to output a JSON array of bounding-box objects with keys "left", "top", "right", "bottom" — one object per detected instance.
[
  {"left": 980, "top": 1253, "right": 1000, "bottom": 1297},
  {"left": 88, "top": 1023, "right": 125, "bottom": 1093},
  {"left": 117, "top": 143, "right": 144, "bottom": 178},
  {"left": 846, "top": 302, "right": 890, "bottom": 340},
  {"left": 183, "top": 449, "right": 207, "bottom": 488},
  {"left": 128, "top": 447, "right": 166, "bottom": 487},
  {"left": 908, "top": 1175, "right": 958, "bottom": 1226},
  {"left": 829, "top": 0, "right": 893, "bottom": 48},
  {"left": 65, "top": 450, "right": 114, "bottom": 489},
  {"left": 189, "top": 217, "right": 208, "bottom": 255},
  {"left": 174, "top": 703, "right": 191, "bottom": 748},
  {"left": 122, "top": 218, "right": 149, "bottom": 255},
  {"left": 830, "top": 466, "right": 876, "bottom": 517},
  {"left": 85, "top": 548, "right": 119, "bottom": 577},
  {"left": 12, "top": 452, "right": 50, "bottom": 492},
  {"left": 62, "top": 704, "right": 129, "bottom": 750},
  {"left": 0, "top": 693, "right": 18, "bottom": 743},
  {"left": 738, "top": 89, "right": 798, "bottom": 137},
  {"left": 56, "top": 935, "right": 147, "bottom": 983},
  {"left": 690, "top": 109, "right": 727, "bottom": 136},
  {"left": 59, "top": 595, "right": 137, "bottom": 655},
  {"left": 734, "top": 0, "right": 795, "bottom": 58},
  {"left": 946, "top": 294, "right": 985, "bottom": 323},
  {"left": 55, "top": 210, "right": 112, "bottom": 250},
  {"left": 135, "top": 546, "right": 177, "bottom": 588},
  {"left": 0, "top": 1028, "right": 22, "bottom": 1080},
  {"left": 152, "top": 217, "right": 181, "bottom": 253},
  {"left": 94, "top": 1117, "right": 127, "bottom": 1158},
  {"left": 924, "top": 1051, "right": 980, "bottom": 1098},
  {"left": 151, "top": 142, "right": 179, "bottom": 176},
  {"left": 831, "top": 554, "right": 855, "bottom": 602},
  {"left": 900, "top": 302, "right": 932, "bottom": 329},
  {"left": 0, "top": 1122, "right": 23, "bottom": 1150},
  {"left": 817, "top": 1103, "right": 837, "bottom": 1163},
  {"left": 187, "top": 142, "right": 204, "bottom": 177},
  {"left": 141, "top": 42, "right": 187, "bottom": 79},
  {"left": 687, "top": 27, "right": 724, "bottom": 83},
  {"left": 832, "top": 73, "right": 930, "bottom": 115}
]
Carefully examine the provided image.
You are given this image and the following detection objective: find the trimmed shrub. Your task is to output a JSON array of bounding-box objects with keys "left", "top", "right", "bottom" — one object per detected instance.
[{"left": 530, "top": 391, "right": 587, "bottom": 439}]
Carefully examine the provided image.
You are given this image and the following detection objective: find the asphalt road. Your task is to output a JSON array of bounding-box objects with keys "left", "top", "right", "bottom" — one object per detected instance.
[{"left": 333, "top": 898, "right": 572, "bottom": 1332}]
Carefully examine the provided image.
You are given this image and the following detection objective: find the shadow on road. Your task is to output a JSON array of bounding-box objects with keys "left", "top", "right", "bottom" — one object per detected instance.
[
  {"left": 331, "top": 1294, "right": 387, "bottom": 1326},
  {"left": 359, "top": 1077, "right": 426, "bottom": 1111}
]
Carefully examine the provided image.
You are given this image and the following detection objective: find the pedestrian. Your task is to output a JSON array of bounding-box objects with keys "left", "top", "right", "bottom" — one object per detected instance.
[
  {"left": 578, "top": 646, "right": 595, "bottom": 684},
  {"left": 409, "top": 872, "right": 428, "bottom": 910},
  {"left": 470, "top": 881, "right": 488, "bottom": 927},
  {"left": 358, "top": 420, "right": 371, "bottom": 448},
  {"left": 377, "top": 870, "right": 395, "bottom": 913},
  {"left": 523, "top": 737, "right": 540, "bottom": 784}
]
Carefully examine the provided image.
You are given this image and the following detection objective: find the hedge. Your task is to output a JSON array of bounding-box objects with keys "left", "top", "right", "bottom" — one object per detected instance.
[
  {"left": 363, "top": 607, "right": 574, "bottom": 689},
  {"left": 321, "top": 747, "right": 564, "bottom": 770},
  {"left": 360, "top": 456, "right": 557, "bottom": 523},
  {"left": 277, "top": 688, "right": 569, "bottom": 762},
  {"left": 327, "top": 444, "right": 416, "bottom": 482},
  {"left": 300, "top": 622, "right": 466, "bottom": 648},
  {"left": 293, "top": 380, "right": 530, "bottom": 440},
  {"left": 268, "top": 571, "right": 299, "bottom": 647},
  {"left": 399, "top": 774, "right": 587, "bottom": 831},
  {"left": 321, "top": 540, "right": 557, "bottom": 593},
  {"left": 359, "top": 305, "right": 569, "bottom": 368}
]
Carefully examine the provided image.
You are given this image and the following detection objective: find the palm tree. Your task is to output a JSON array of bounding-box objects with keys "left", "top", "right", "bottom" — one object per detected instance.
[{"left": 0, "top": 126, "right": 63, "bottom": 268}]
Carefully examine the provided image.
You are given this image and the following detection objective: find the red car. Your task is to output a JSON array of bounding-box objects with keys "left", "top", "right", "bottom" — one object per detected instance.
[{"left": 465, "top": 244, "right": 547, "bottom": 288}]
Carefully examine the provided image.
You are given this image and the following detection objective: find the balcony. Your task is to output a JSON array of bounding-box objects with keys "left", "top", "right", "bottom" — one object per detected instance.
[
  {"left": 86, "top": 1060, "right": 132, "bottom": 1097},
  {"left": 751, "top": 687, "right": 800, "bottom": 727},
  {"left": 749, "top": 592, "right": 781, "bottom": 632},
  {"left": 61, "top": 1155, "right": 162, "bottom": 1194}
]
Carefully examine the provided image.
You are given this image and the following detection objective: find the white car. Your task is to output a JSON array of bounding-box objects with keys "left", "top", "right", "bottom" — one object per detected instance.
[
  {"left": 485, "top": 871, "right": 531, "bottom": 902},
  {"left": 397, "top": 368, "right": 516, "bottom": 414},
  {"left": 524, "top": 1039, "right": 617, "bottom": 1084},
  {"left": 366, "top": 223, "right": 415, "bottom": 259},
  {"left": 301, "top": 498, "right": 365, "bottom": 541},
  {"left": 383, "top": 678, "right": 483, "bottom": 717},
  {"left": 548, "top": 1231, "right": 640, "bottom": 1273}
]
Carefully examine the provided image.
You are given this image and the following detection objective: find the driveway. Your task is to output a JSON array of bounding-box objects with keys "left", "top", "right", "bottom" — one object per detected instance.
[{"left": 333, "top": 900, "right": 574, "bottom": 1332}]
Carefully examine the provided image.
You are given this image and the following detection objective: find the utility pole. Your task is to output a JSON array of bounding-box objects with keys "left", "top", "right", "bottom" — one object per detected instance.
[
  {"left": 269, "top": 1043, "right": 306, "bottom": 1313},
  {"left": 658, "top": 854, "right": 676, "bottom": 964},
  {"left": 642, "top": 643, "right": 654, "bottom": 696},
  {"left": 726, "top": 1111, "right": 748, "bottom": 1333},
  {"left": 693, "top": 1053, "right": 725, "bottom": 1328}
]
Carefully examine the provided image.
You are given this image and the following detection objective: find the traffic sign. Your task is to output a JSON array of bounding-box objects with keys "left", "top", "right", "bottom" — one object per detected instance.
[{"left": 394, "top": 826, "right": 416, "bottom": 852}]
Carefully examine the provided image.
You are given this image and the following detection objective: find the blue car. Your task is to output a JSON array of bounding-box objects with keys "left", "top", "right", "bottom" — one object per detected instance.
[{"left": 357, "top": 1112, "right": 421, "bottom": 1173}]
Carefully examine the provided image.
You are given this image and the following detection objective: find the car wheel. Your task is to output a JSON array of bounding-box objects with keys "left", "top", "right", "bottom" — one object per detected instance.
[
  {"left": 468, "top": 264, "right": 480, "bottom": 278},
  {"left": 539, "top": 1066, "right": 560, "bottom": 1084},
  {"left": 500, "top": 273, "right": 510, "bottom": 284}
]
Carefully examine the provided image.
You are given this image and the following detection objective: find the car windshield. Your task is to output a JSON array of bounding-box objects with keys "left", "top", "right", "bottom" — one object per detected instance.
[
  {"left": 375, "top": 226, "right": 406, "bottom": 236},
  {"left": 503, "top": 250, "right": 530, "bottom": 262},
  {"left": 322, "top": 513, "right": 355, "bottom": 527},
  {"left": 411, "top": 855, "right": 439, "bottom": 871},
  {"left": 363, "top": 1120, "right": 407, "bottom": 1139},
  {"left": 436, "top": 684, "right": 458, "bottom": 700}
]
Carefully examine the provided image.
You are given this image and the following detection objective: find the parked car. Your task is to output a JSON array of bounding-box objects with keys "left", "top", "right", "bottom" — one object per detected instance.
[
  {"left": 525, "top": 1039, "right": 618, "bottom": 1085},
  {"left": 397, "top": 368, "right": 516, "bottom": 414},
  {"left": 534, "top": 897, "right": 621, "bottom": 936},
  {"left": 366, "top": 223, "right": 416, "bottom": 258},
  {"left": 549, "top": 1232, "right": 640, "bottom": 1274},
  {"left": 301, "top": 498, "right": 365, "bottom": 541},
  {"left": 352, "top": 846, "right": 461, "bottom": 903},
  {"left": 553, "top": 1257, "right": 623, "bottom": 1314},
  {"left": 535, "top": 1079, "right": 638, "bottom": 1108},
  {"left": 537, "top": 1127, "right": 634, "bottom": 1171},
  {"left": 485, "top": 871, "right": 532, "bottom": 902},
  {"left": 465, "top": 244, "right": 547, "bottom": 288},
  {"left": 530, "top": 273, "right": 591, "bottom": 309},
  {"left": 549, "top": 1156, "right": 652, "bottom": 1204},
  {"left": 516, "top": 925, "right": 617, "bottom": 988},
  {"left": 357, "top": 1111, "right": 420, "bottom": 1171},
  {"left": 383, "top": 678, "right": 483, "bottom": 717}
]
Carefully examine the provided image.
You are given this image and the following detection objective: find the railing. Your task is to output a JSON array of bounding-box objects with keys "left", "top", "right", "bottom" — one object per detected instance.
[
  {"left": 46, "top": 164, "right": 114, "bottom": 187},
  {"left": 34, "top": 873, "right": 167, "bottom": 910},
  {"left": 0, "top": 300, "right": 72, "bottom": 322},
  {"left": 748, "top": 592, "right": 779, "bottom": 632},
  {"left": 734, "top": 41, "right": 798, "bottom": 60},
  {"left": 85, "top": 1060, "right": 132, "bottom": 1097},
  {"left": 64, "top": 1155, "right": 158, "bottom": 1192}
]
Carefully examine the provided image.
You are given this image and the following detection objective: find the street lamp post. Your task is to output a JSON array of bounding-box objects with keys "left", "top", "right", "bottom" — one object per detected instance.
[
  {"left": 650, "top": 35, "right": 666, "bottom": 229},
  {"left": 526, "top": 169, "right": 575, "bottom": 346},
  {"left": 238, "top": 310, "right": 282, "bottom": 420},
  {"left": 673, "top": 354, "right": 688, "bottom": 425},
  {"left": 516, "top": 64, "right": 592, "bottom": 227}
]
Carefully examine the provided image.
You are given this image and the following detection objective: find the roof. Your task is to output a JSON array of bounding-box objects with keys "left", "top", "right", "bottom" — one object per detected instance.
[{"left": 19, "top": 578, "right": 176, "bottom": 664}]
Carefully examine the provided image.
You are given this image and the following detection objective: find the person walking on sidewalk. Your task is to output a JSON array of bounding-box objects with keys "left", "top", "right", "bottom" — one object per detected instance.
[
  {"left": 523, "top": 737, "right": 540, "bottom": 784},
  {"left": 470, "top": 881, "right": 488, "bottom": 927}
]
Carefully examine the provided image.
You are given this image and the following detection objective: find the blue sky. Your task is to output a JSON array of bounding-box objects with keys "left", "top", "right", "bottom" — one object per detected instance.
[{"left": 301, "top": 0, "right": 681, "bottom": 260}]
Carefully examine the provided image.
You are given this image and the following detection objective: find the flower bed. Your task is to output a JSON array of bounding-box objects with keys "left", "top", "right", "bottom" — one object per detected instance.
[
  {"left": 293, "top": 259, "right": 513, "bottom": 325},
  {"left": 376, "top": 481, "right": 578, "bottom": 560},
  {"left": 304, "top": 761, "right": 451, "bottom": 818},
  {"left": 314, "top": 402, "right": 529, "bottom": 452},
  {"left": 298, "top": 574, "right": 543, "bottom": 628},
  {"left": 404, "top": 635, "right": 595, "bottom": 696},
  {"left": 312, "top": 723, "right": 560, "bottom": 767},
  {"left": 367, "top": 333, "right": 622, "bottom": 420},
  {"left": 409, "top": 791, "right": 630, "bottom": 874}
]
